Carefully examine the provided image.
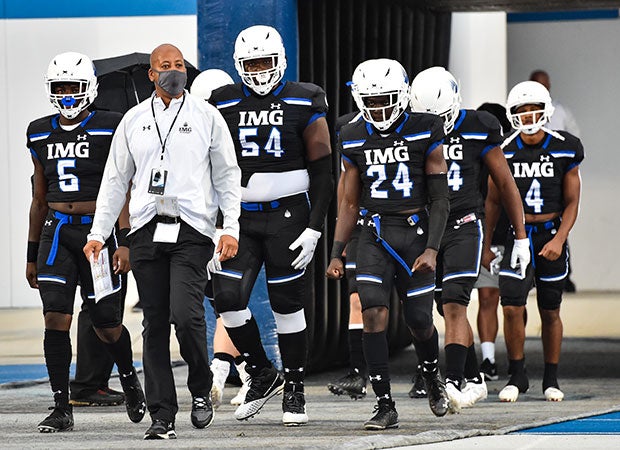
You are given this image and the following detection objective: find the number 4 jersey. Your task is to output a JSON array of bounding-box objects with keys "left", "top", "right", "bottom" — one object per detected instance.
[
  {"left": 27, "top": 111, "right": 122, "bottom": 202},
  {"left": 338, "top": 111, "right": 445, "bottom": 214},
  {"left": 502, "top": 130, "right": 584, "bottom": 214}
]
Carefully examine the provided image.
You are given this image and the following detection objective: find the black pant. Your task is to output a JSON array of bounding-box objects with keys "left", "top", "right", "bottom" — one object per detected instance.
[
  {"left": 130, "top": 219, "right": 213, "bottom": 422},
  {"left": 70, "top": 273, "right": 128, "bottom": 398}
]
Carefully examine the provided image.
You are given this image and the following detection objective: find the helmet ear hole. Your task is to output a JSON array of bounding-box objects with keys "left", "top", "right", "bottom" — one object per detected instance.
[{"left": 45, "top": 52, "right": 98, "bottom": 120}]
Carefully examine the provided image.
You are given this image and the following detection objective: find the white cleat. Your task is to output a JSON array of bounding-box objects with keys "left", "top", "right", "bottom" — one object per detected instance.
[
  {"left": 461, "top": 376, "right": 488, "bottom": 408},
  {"left": 498, "top": 385, "right": 520, "bottom": 402},
  {"left": 544, "top": 387, "right": 564, "bottom": 402},
  {"left": 210, "top": 358, "right": 230, "bottom": 410},
  {"left": 444, "top": 383, "right": 462, "bottom": 414},
  {"left": 230, "top": 362, "right": 251, "bottom": 406}
]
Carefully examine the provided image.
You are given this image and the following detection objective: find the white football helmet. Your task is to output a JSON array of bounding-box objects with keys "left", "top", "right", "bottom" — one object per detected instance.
[
  {"left": 190, "top": 69, "right": 234, "bottom": 101},
  {"left": 350, "top": 58, "right": 410, "bottom": 131},
  {"left": 45, "top": 52, "right": 98, "bottom": 120},
  {"left": 233, "top": 25, "right": 287, "bottom": 96},
  {"left": 506, "top": 81, "right": 555, "bottom": 135},
  {"left": 410, "top": 66, "right": 461, "bottom": 134}
]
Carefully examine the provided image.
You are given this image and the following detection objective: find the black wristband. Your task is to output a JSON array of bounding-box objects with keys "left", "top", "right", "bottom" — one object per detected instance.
[
  {"left": 27, "top": 241, "right": 39, "bottom": 263},
  {"left": 117, "top": 228, "right": 131, "bottom": 248},
  {"left": 330, "top": 240, "right": 346, "bottom": 260}
]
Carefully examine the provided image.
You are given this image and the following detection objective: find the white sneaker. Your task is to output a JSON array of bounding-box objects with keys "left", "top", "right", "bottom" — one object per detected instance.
[
  {"left": 444, "top": 382, "right": 462, "bottom": 414},
  {"left": 544, "top": 387, "right": 564, "bottom": 402},
  {"left": 498, "top": 385, "right": 520, "bottom": 402},
  {"left": 230, "top": 361, "right": 250, "bottom": 406},
  {"left": 461, "top": 375, "right": 488, "bottom": 408},
  {"left": 210, "top": 358, "right": 230, "bottom": 410}
]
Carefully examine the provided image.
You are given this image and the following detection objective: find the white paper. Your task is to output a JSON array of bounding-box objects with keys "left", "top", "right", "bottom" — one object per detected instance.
[
  {"left": 90, "top": 247, "right": 114, "bottom": 302},
  {"left": 153, "top": 222, "right": 181, "bottom": 243}
]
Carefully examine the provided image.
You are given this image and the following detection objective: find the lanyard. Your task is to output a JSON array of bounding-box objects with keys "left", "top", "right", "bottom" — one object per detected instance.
[{"left": 150, "top": 93, "right": 186, "bottom": 163}]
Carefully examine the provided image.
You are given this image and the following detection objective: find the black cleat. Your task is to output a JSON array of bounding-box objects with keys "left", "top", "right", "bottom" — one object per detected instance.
[
  {"left": 70, "top": 388, "right": 125, "bottom": 407},
  {"left": 234, "top": 366, "right": 285, "bottom": 420},
  {"left": 38, "top": 404, "right": 74, "bottom": 433},
  {"left": 282, "top": 389, "right": 308, "bottom": 426},
  {"left": 423, "top": 368, "right": 450, "bottom": 417},
  {"left": 408, "top": 365, "right": 427, "bottom": 398},
  {"left": 480, "top": 358, "right": 499, "bottom": 381},
  {"left": 191, "top": 396, "right": 214, "bottom": 429},
  {"left": 121, "top": 371, "right": 146, "bottom": 423},
  {"left": 144, "top": 419, "right": 176, "bottom": 440},
  {"left": 363, "top": 400, "right": 399, "bottom": 430},
  {"left": 327, "top": 370, "right": 367, "bottom": 399}
]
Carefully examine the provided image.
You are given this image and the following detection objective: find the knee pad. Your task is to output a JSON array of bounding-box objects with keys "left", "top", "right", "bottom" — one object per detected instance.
[
  {"left": 536, "top": 282, "right": 563, "bottom": 310},
  {"left": 402, "top": 295, "right": 434, "bottom": 330},
  {"left": 220, "top": 308, "right": 252, "bottom": 329},
  {"left": 357, "top": 281, "right": 391, "bottom": 310},
  {"left": 441, "top": 277, "right": 474, "bottom": 307},
  {"left": 273, "top": 309, "right": 306, "bottom": 334},
  {"left": 89, "top": 295, "right": 123, "bottom": 329},
  {"left": 433, "top": 289, "right": 444, "bottom": 317}
]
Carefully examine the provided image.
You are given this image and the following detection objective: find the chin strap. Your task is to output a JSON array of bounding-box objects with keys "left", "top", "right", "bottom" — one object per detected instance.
[{"left": 500, "top": 126, "right": 565, "bottom": 150}]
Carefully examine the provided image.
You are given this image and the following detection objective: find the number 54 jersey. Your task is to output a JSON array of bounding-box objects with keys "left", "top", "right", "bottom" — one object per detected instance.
[
  {"left": 502, "top": 130, "right": 584, "bottom": 214},
  {"left": 339, "top": 112, "right": 445, "bottom": 214},
  {"left": 27, "top": 111, "right": 122, "bottom": 202}
]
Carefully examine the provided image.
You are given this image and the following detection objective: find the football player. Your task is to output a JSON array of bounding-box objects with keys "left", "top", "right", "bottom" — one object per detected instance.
[
  {"left": 209, "top": 25, "right": 334, "bottom": 426},
  {"left": 486, "top": 81, "right": 583, "bottom": 403},
  {"left": 327, "top": 58, "right": 450, "bottom": 430},
  {"left": 409, "top": 67, "right": 529, "bottom": 411},
  {"left": 26, "top": 52, "right": 145, "bottom": 433}
]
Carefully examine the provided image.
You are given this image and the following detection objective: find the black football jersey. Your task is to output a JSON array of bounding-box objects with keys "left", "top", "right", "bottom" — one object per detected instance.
[
  {"left": 444, "top": 109, "right": 504, "bottom": 220},
  {"left": 210, "top": 81, "right": 328, "bottom": 185},
  {"left": 339, "top": 112, "right": 445, "bottom": 214},
  {"left": 27, "top": 111, "right": 122, "bottom": 203},
  {"left": 502, "top": 131, "right": 584, "bottom": 215}
]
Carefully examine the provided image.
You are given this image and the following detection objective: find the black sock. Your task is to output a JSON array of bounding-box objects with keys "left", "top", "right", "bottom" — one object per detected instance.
[
  {"left": 464, "top": 344, "right": 481, "bottom": 381},
  {"left": 363, "top": 330, "right": 391, "bottom": 401},
  {"left": 102, "top": 326, "right": 134, "bottom": 375},
  {"left": 444, "top": 343, "right": 467, "bottom": 384},
  {"left": 507, "top": 358, "right": 529, "bottom": 392},
  {"left": 233, "top": 355, "right": 245, "bottom": 365},
  {"left": 413, "top": 327, "right": 439, "bottom": 370},
  {"left": 225, "top": 316, "right": 270, "bottom": 372},
  {"left": 213, "top": 352, "right": 235, "bottom": 365},
  {"left": 543, "top": 363, "right": 559, "bottom": 391},
  {"left": 348, "top": 328, "right": 365, "bottom": 375},
  {"left": 278, "top": 330, "right": 307, "bottom": 391},
  {"left": 44, "top": 329, "right": 72, "bottom": 406}
]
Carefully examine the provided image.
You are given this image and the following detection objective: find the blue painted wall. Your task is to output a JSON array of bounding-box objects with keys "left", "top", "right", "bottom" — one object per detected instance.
[
  {"left": 197, "top": 0, "right": 298, "bottom": 81},
  {"left": 0, "top": 0, "right": 196, "bottom": 18}
]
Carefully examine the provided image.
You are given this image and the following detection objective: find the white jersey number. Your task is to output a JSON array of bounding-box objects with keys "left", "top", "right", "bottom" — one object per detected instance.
[
  {"left": 447, "top": 161, "right": 463, "bottom": 191},
  {"left": 525, "top": 179, "right": 544, "bottom": 213},
  {"left": 367, "top": 163, "right": 412, "bottom": 199},
  {"left": 239, "top": 127, "right": 283, "bottom": 158},
  {"left": 57, "top": 159, "right": 79, "bottom": 192}
]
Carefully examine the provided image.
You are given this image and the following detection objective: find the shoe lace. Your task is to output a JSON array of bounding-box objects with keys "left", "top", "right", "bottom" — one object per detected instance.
[
  {"left": 193, "top": 397, "right": 207, "bottom": 410},
  {"left": 283, "top": 391, "right": 304, "bottom": 412}
]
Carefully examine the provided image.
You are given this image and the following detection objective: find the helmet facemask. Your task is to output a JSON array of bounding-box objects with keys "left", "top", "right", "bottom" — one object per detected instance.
[
  {"left": 237, "top": 55, "right": 284, "bottom": 96},
  {"left": 506, "top": 81, "right": 554, "bottom": 135},
  {"left": 509, "top": 105, "right": 547, "bottom": 135}
]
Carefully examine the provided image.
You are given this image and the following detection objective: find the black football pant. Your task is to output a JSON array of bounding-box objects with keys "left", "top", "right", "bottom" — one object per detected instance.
[{"left": 130, "top": 218, "right": 213, "bottom": 422}]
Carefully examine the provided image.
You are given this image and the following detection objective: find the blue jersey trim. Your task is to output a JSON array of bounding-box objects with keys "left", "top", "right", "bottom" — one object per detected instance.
[
  {"left": 481, "top": 144, "right": 496, "bottom": 157},
  {"left": 341, "top": 154, "right": 356, "bottom": 166},
  {"left": 51, "top": 115, "right": 60, "bottom": 130},
  {"left": 307, "top": 112, "right": 325, "bottom": 127},
  {"left": 29, "top": 149, "right": 39, "bottom": 160},
  {"left": 542, "top": 133, "right": 552, "bottom": 149},
  {"left": 395, "top": 113, "right": 409, "bottom": 134},
  {"left": 365, "top": 122, "right": 374, "bottom": 136},
  {"left": 453, "top": 110, "right": 466, "bottom": 131},
  {"left": 567, "top": 162, "right": 581, "bottom": 171},
  {"left": 516, "top": 135, "right": 524, "bottom": 149},
  {"left": 426, "top": 140, "right": 444, "bottom": 157},
  {"left": 272, "top": 82, "right": 286, "bottom": 96}
]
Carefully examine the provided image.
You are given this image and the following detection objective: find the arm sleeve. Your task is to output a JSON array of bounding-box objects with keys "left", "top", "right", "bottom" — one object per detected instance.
[
  {"left": 307, "top": 154, "right": 334, "bottom": 231},
  {"left": 89, "top": 116, "right": 135, "bottom": 240},
  {"left": 426, "top": 173, "right": 450, "bottom": 251},
  {"left": 209, "top": 109, "right": 241, "bottom": 240}
]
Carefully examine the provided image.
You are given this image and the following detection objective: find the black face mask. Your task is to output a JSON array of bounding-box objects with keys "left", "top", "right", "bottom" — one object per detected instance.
[{"left": 154, "top": 69, "right": 187, "bottom": 96}]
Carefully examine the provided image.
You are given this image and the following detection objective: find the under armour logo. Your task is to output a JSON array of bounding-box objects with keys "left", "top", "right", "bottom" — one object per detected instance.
[
  {"left": 394, "top": 140, "right": 404, "bottom": 147},
  {"left": 45, "top": 220, "right": 52, "bottom": 226},
  {"left": 76, "top": 134, "right": 87, "bottom": 141},
  {"left": 271, "top": 103, "right": 281, "bottom": 110},
  {"left": 143, "top": 125, "right": 151, "bottom": 131},
  {"left": 450, "top": 136, "right": 460, "bottom": 144},
  {"left": 540, "top": 155, "right": 550, "bottom": 162},
  {"left": 369, "top": 374, "right": 382, "bottom": 382}
]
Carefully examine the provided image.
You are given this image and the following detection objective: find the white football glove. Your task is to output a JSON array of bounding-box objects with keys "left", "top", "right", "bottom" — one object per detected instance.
[
  {"left": 207, "top": 229, "right": 223, "bottom": 277},
  {"left": 510, "top": 238, "right": 531, "bottom": 277},
  {"left": 289, "top": 228, "right": 322, "bottom": 270}
]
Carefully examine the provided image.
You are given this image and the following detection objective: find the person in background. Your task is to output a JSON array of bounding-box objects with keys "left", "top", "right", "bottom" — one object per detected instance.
[
  {"left": 190, "top": 68, "right": 251, "bottom": 409},
  {"left": 27, "top": 51, "right": 145, "bottom": 433},
  {"left": 409, "top": 67, "right": 528, "bottom": 412},
  {"left": 486, "top": 81, "right": 583, "bottom": 403},
  {"left": 84, "top": 44, "right": 241, "bottom": 439}
]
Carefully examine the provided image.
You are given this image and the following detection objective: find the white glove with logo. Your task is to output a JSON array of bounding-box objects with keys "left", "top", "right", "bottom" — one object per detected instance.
[
  {"left": 289, "top": 228, "right": 322, "bottom": 270},
  {"left": 510, "top": 238, "right": 531, "bottom": 277},
  {"left": 207, "top": 229, "right": 223, "bottom": 278}
]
